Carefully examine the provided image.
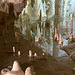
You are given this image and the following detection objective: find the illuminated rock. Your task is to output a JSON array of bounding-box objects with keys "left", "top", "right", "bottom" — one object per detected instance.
[
  {"left": 42, "top": 53, "right": 47, "bottom": 60},
  {"left": 1, "top": 68, "right": 10, "bottom": 75},
  {"left": 28, "top": 50, "right": 33, "bottom": 58},
  {"left": 25, "top": 66, "right": 35, "bottom": 75},
  {"left": 22, "top": 0, "right": 32, "bottom": 15},
  {"left": 18, "top": 51, "right": 21, "bottom": 57},
  {"left": 4, "top": 61, "right": 24, "bottom": 75},
  {"left": 13, "top": 46, "right": 16, "bottom": 53},
  {"left": 34, "top": 53, "right": 38, "bottom": 58},
  {"left": 35, "top": 36, "right": 39, "bottom": 43}
]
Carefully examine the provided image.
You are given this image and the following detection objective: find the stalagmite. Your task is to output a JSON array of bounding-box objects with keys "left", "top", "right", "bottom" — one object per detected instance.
[
  {"left": 66, "top": 21, "right": 68, "bottom": 30},
  {"left": 42, "top": 53, "right": 47, "bottom": 60},
  {"left": 18, "top": 51, "right": 21, "bottom": 57},
  {"left": 25, "top": 66, "right": 35, "bottom": 75},
  {"left": 57, "top": 34, "right": 59, "bottom": 41},
  {"left": 43, "top": 0, "right": 46, "bottom": 17},
  {"left": 32, "top": 0, "right": 38, "bottom": 18},
  {"left": 55, "top": 27, "right": 59, "bottom": 42},
  {"left": 13, "top": 46, "right": 16, "bottom": 53},
  {"left": 1, "top": 61, "right": 24, "bottom": 75},
  {"left": 35, "top": 36, "right": 39, "bottom": 43},
  {"left": 23, "top": 0, "right": 32, "bottom": 15},
  {"left": 34, "top": 53, "right": 38, "bottom": 58},
  {"left": 41, "top": 27, "right": 43, "bottom": 36},
  {"left": 28, "top": 50, "right": 33, "bottom": 58}
]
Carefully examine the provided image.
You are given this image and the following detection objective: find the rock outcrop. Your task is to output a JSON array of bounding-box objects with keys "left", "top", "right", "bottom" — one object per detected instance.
[
  {"left": 0, "top": 0, "right": 27, "bottom": 25},
  {"left": 61, "top": 43, "right": 75, "bottom": 61},
  {"left": 1, "top": 60, "right": 24, "bottom": 75}
]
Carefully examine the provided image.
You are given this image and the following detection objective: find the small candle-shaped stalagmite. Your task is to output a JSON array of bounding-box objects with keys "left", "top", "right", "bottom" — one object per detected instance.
[
  {"left": 28, "top": 50, "right": 33, "bottom": 58},
  {"left": 15, "top": 32, "right": 18, "bottom": 42},
  {"left": 69, "top": 33, "right": 73, "bottom": 41},
  {"left": 13, "top": 46, "right": 16, "bottom": 53},
  {"left": 35, "top": 36, "right": 39, "bottom": 43},
  {"left": 57, "top": 34, "right": 59, "bottom": 41},
  {"left": 34, "top": 53, "right": 38, "bottom": 58},
  {"left": 41, "top": 27, "right": 43, "bottom": 35},
  {"left": 18, "top": 51, "right": 21, "bottom": 57},
  {"left": 42, "top": 53, "right": 47, "bottom": 60},
  {"left": 25, "top": 66, "right": 35, "bottom": 75}
]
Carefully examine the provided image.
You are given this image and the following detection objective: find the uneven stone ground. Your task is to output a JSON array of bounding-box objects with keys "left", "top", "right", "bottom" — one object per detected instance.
[{"left": 0, "top": 23, "right": 75, "bottom": 75}]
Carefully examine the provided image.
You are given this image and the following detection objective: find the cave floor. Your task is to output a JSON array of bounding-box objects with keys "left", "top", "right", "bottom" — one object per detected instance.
[{"left": 0, "top": 24, "right": 75, "bottom": 75}]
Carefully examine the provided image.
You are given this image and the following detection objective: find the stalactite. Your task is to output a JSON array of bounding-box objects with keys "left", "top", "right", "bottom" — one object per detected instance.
[
  {"left": 63, "top": 0, "right": 67, "bottom": 18},
  {"left": 48, "top": 0, "right": 55, "bottom": 18}
]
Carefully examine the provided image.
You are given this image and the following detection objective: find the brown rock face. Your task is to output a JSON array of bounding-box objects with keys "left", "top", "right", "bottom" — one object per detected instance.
[
  {"left": 61, "top": 43, "right": 75, "bottom": 61},
  {"left": 0, "top": 0, "right": 27, "bottom": 25},
  {"left": 1, "top": 0, "right": 24, "bottom": 4}
]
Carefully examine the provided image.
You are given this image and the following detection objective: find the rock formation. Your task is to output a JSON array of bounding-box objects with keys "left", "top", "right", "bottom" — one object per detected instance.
[
  {"left": 25, "top": 66, "right": 35, "bottom": 75},
  {"left": 0, "top": 0, "right": 27, "bottom": 25},
  {"left": 1, "top": 60, "right": 24, "bottom": 75},
  {"left": 61, "top": 43, "right": 75, "bottom": 61}
]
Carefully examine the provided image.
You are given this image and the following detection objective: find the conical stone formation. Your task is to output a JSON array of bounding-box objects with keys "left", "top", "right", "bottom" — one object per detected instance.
[{"left": 1, "top": 61, "right": 24, "bottom": 75}]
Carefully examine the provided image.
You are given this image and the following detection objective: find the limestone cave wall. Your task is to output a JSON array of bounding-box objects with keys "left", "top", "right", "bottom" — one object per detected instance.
[{"left": 0, "top": 0, "right": 27, "bottom": 25}]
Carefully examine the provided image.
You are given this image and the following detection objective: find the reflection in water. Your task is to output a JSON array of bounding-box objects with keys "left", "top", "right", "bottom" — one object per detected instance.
[{"left": 14, "top": 0, "right": 75, "bottom": 58}]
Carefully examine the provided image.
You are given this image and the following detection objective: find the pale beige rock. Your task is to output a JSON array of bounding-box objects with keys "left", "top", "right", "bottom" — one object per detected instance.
[
  {"left": 25, "top": 66, "right": 35, "bottom": 75},
  {"left": 3, "top": 61, "right": 24, "bottom": 75}
]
